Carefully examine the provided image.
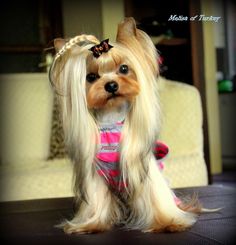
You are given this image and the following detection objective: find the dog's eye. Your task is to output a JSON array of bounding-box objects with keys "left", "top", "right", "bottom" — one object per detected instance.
[
  {"left": 86, "top": 73, "right": 99, "bottom": 83},
  {"left": 119, "top": 64, "right": 129, "bottom": 74}
]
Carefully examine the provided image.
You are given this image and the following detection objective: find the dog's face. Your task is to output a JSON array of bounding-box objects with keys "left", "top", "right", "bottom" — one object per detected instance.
[{"left": 85, "top": 49, "right": 140, "bottom": 109}]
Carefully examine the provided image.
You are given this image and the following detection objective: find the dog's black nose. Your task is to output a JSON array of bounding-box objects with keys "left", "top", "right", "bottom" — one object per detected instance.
[{"left": 104, "top": 81, "right": 119, "bottom": 93}]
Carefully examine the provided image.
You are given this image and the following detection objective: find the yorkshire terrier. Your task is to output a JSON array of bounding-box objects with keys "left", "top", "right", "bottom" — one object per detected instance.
[{"left": 49, "top": 17, "right": 202, "bottom": 234}]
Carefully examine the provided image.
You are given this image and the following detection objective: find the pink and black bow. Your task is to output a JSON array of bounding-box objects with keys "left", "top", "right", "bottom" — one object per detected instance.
[{"left": 90, "top": 39, "right": 113, "bottom": 58}]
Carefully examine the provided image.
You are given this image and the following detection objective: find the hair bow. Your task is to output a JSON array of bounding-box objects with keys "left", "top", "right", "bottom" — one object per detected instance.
[{"left": 90, "top": 39, "right": 113, "bottom": 58}]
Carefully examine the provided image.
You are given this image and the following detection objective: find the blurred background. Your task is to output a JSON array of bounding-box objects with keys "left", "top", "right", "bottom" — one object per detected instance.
[{"left": 0, "top": 0, "right": 235, "bottom": 201}]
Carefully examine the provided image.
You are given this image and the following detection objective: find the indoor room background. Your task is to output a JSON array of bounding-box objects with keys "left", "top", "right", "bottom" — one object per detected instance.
[{"left": 0, "top": 0, "right": 235, "bottom": 202}]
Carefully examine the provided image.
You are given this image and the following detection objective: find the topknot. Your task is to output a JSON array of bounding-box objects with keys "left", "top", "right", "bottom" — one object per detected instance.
[{"left": 55, "top": 35, "right": 100, "bottom": 60}]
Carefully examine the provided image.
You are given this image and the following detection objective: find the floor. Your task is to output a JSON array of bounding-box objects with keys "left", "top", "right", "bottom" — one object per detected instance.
[{"left": 212, "top": 163, "right": 236, "bottom": 187}]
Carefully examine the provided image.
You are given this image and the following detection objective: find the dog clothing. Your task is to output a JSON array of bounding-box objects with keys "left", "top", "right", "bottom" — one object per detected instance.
[{"left": 95, "top": 121, "right": 169, "bottom": 191}]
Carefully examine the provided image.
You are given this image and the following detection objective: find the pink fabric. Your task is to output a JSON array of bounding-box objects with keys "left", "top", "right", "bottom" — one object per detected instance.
[
  {"left": 158, "top": 162, "right": 164, "bottom": 170},
  {"left": 96, "top": 121, "right": 169, "bottom": 191},
  {"left": 174, "top": 196, "right": 182, "bottom": 206},
  {"left": 96, "top": 122, "right": 121, "bottom": 163},
  {"left": 100, "top": 132, "right": 121, "bottom": 144},
  {"left": 97, "top": 152, "right": 120, "bottom": 163}
]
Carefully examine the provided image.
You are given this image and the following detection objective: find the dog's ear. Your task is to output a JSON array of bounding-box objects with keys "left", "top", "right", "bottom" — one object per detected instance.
[
  {"left": 116, "top": 17, "right": 137, "bottom": 42},
  {"left": 117, "top": 17, "right": 159, "bottom": 75},
  {"left": 54, "top": 38, "right": 66, "bottom": 52}
]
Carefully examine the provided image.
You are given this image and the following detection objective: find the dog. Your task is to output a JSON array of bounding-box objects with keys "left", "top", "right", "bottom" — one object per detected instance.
[{"left": 49, "top": 17, "right": 201, "bottom": 234}]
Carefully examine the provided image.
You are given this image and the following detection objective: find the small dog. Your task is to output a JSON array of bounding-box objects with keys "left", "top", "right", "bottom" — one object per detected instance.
[{"left": 49, "top": 17, "right": 201, "bottom": 234}]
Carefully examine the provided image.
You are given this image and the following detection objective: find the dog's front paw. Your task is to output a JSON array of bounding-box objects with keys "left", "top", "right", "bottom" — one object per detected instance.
[
  {"left": 63, "top": 222, "right": 112, "bottom": 234},
  {"left": 143, "top": 223, "right": 191, "bottom": 233},
  {"left": 165, "top": 223, "right": 190, "bottom": 232}
]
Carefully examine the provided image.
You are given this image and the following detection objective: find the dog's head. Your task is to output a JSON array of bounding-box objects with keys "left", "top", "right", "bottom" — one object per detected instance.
[
  {"left": 85, "top": 40, "right": 140, "bottom": 109},
  {"left": 50, "top": 18, "right": 159, "bottom": 112}
]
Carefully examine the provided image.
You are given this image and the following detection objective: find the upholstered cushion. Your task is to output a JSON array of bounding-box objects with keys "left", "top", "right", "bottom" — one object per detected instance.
[
  {"left": 158, "top": 76, "right": 208, "bottom": 187},
  {"left": 0, "top": 158, "right": 73, "bottom": 201},
  {"left": 0, "top": 73, "right": 53, "bottom": 165}
]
